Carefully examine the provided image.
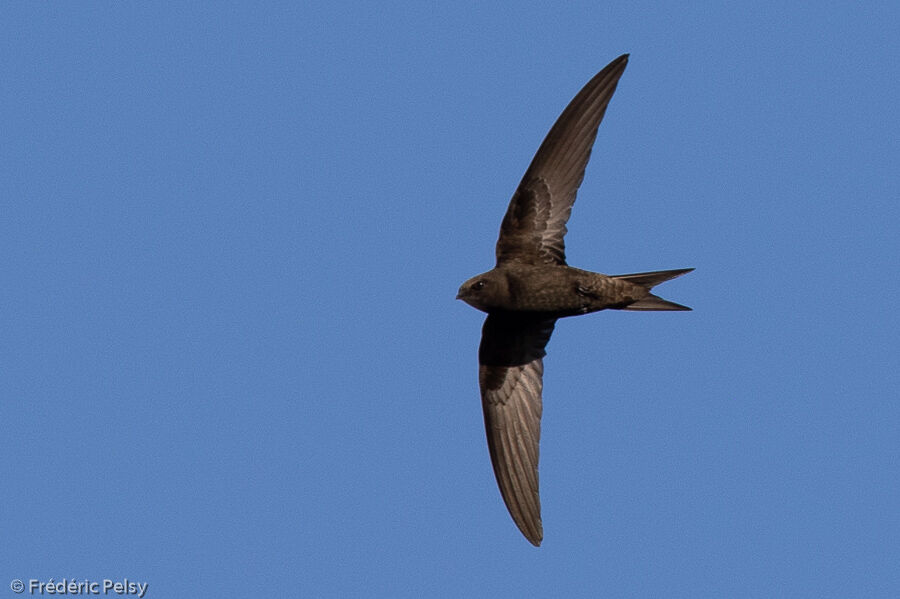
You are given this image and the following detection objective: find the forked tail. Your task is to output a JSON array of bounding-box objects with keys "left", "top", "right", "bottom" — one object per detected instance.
[{"left": 613, "top": 268, "right": 693, "bottom": 311}]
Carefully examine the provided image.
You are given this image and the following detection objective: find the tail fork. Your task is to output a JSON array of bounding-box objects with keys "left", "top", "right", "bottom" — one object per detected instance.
[{"left": 613, "top": 268, "right": 693, "bottom": 311}]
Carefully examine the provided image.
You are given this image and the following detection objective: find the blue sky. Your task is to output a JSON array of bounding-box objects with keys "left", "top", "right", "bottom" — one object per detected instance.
[{"left": 2, "top": 3, "right": 898, "bottom": 597}]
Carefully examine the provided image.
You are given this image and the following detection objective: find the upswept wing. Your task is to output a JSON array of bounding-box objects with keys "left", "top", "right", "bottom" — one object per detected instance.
[{"left": 496, "top": 54, "right": 629, "bottom": 266}]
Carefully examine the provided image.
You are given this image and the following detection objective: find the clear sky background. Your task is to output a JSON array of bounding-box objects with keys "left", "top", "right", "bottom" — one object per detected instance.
[{"left": 2, "top": 3, "right": 898, "bottom": 598}]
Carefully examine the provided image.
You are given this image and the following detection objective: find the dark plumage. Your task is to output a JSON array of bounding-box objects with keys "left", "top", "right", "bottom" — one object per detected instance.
[{"left": 457, "top": 54, "right": 693, "bottom": 546}]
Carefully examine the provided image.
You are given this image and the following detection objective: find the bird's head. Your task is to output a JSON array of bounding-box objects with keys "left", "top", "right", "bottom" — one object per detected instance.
[{"left": 456, "top": 269, "right": 508, "bottom": 312}]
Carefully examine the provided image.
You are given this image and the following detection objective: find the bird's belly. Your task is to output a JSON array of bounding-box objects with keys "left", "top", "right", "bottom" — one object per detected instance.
[
  {"left": 505, "top": 279, "right": 591, "bottom": 316},
  {"left": 508, "top": 271, "right": 639, "bottom": 316},
  {"left": 513, "top": 285, "right": 581, "bottom": 312}
]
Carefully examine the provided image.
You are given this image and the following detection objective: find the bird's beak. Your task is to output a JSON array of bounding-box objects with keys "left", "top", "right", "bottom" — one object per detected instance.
[{"left": 455, "top": 293, "right": 463, "bottom": 300}]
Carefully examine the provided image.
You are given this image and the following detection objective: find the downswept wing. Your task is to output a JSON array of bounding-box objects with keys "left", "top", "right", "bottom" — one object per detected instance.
[
  {"left": 496, "top": 54, "right": 629, "bottom": 266},
  {"left": 479, "top": 313, "right": 556, "bottom": 546}
]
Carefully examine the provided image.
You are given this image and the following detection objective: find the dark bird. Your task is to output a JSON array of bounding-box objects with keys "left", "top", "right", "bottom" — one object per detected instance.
[{"left": 457, "top": 54, "right": 692, "bottom": 546}]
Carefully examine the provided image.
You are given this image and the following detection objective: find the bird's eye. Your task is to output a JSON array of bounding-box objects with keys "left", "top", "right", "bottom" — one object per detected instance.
[{"left": 471, "top": 280, "right": 485, "bottom": 291}]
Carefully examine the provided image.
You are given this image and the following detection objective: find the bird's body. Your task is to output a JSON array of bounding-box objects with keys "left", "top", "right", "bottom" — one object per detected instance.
[
  {"left": 459, "top": 264, "right": 691, "bottom": 317},
  {"left": 457, "top": 54, "right": 693, "bottom": 546}
]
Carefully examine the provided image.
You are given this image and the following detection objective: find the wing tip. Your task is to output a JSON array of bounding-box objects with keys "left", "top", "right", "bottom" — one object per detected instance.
[
  {"left": 609, "top": 53, "right": 629, "bottom": 72},
  {"left": 524, "top": 527, "right": 543, "bottom": 547}
]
